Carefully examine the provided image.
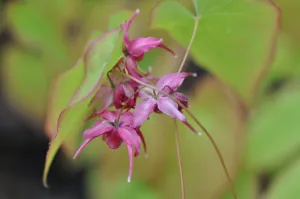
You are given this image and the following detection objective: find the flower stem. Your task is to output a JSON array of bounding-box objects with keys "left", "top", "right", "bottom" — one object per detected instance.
[
  {"left": 175, "top": 2, "right": 237, "bottom": 198},
  {"left": 177, "top": 16, "right": 199, "bottom": 73},
  {"left": 118, "top": 72, "right": 238, "bottom": 199},
  {"left": 173, "top": 120, "right": 186, "bottom": 199}
]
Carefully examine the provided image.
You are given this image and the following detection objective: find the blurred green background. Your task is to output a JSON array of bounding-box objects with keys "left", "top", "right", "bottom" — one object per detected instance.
[{"left": 1, "top": 0, "right": 300, "bottom": 199}]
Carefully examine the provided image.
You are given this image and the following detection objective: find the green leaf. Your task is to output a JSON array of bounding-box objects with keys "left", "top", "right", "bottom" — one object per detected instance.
[
  {"left": 151, "top": 0, "right": 279, "bottom": 102},
  {"left": 45, "top": 60, "right": 84, "bottom": 138},
  {"left": 258, "top": 34, "right": 300, "bottom": 96},
  {"left": 267, "top": 33, "right": 300, "bottom": 82},
  {"left": 221, "top": 170, "right": 257, "bottom": 199},
  {"left": 69, "top": 29, "right": 121, "bottom": 104},
  {"left": 43, "top": 28, "right": 123, "bottom": 187},
  {"left": 265, "top": 158, "right": 300, "bottom": 199},
  {"left": 108, "top": 10, "right": 133, "bottom": 29},
  {"left": 6, "top": 2, "right": 69, "bottom": 64},
  {"left": 6, "top": 2, "right": 54, "bottom": 44},
  {"left": 2, "top": 48, "right": 49, "bottom": 119},
  {"left": 245, "top": 87, "right": 300, "bottom": 171},
  {"left": 7, "top": 2, "right": 61, "bottom": 47}
]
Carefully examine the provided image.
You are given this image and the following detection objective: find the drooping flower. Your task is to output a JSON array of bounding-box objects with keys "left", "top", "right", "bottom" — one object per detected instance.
[
  {"left": 122, "top": 9, "right": 176, "bottom": 77},
  {"left": 74, "top": 110, "right": 146, "bottom": 182},
  {"left": 133, "top": 72, "right": 199, "bottom": 135},
  {"left": 90, "top": 78, "right": 138, "bottom": 113}
]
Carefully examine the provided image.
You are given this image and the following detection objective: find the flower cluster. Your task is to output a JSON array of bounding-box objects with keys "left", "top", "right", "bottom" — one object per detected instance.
[{"left": 73, "top": 9, "right": 199, "bottom": 182}]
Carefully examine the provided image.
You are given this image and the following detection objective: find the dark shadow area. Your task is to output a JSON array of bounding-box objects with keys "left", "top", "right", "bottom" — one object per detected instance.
[{"left": 179, "top": 56, "right": 211, "bottom": 94}]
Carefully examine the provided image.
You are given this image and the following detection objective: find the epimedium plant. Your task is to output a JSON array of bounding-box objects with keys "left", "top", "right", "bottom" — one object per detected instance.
[
  {"left": 43, "top": 8, "right": 235, "bottom": 199},
  {"left": 43, "top": 0, "right": 280, "bottom": 198},
  {"left": 44, "top": 6, "right": 202, "bottom": 181},
  {"left": 73, "top": 10, "right": 201, "bottom": 182}
]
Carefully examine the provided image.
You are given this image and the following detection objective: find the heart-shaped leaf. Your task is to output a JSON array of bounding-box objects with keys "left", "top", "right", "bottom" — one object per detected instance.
[
  {"left": 6, "top": 2, "right": 56, "bottom": 45},
  {"left": 2, "top": 48, "right": 49, "bottom": 119},
  {"left": 6, "top": 1, "right": 71, "bottom": 73},
  {"left": 245, "top": 86, "right": 300, "bottom": 171},
  {"left": 151, "top": 0, "right": 279, "bottom": 103},
  {"left": 6, "top": 2, "right": 68, "bottom": 55}
]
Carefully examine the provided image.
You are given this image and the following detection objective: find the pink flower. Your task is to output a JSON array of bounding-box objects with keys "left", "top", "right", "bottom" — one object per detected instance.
[
  {"left": 122, "top": 9, "right": 176, "bottom": 77},
  {"left": 133, "top": 72, "right": 199, "bottom": 135},
  {"left": 90, "top": 85, "right": 114, "bottom": 112},
  {"left": 114, "top": 82, "right": 137, "bottom": 109},
  {"left": 74, "top": 110, "right": 146, "bottom": 182},
  {"left": 91, "top": 81, "right": 137, "bottom": 113}
]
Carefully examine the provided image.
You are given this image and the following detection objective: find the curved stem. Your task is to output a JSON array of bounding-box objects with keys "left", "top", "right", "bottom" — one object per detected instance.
[
  {"left": 118, "top": 72, "right": 238, "bottom": 199},
  {"left": 177, "top": 16, "right": 199, "bottom": 73},
  {"left": 175, "top": 2, "right": 236, "bottom": 197},
  {"left": 183, "top": 109, "right": 237, "bottom": 199},
  {"left": 174, "top": 120, "right": 186, "bottom": 199}
]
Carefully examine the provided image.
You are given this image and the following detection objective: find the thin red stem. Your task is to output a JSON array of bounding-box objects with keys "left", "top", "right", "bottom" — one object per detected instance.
[
  {"left": 177, "top": 16, "right": 199, "bottom": 73},
  {"left": 174, "top": 120, "right": 186, "bottom": 199},
  {"left": 118, "top": 72, "right": 238, "bottom": 199}
]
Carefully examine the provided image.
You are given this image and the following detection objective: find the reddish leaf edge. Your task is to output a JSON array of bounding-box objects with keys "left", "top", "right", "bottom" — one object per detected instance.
[
  {"left": 43, "top": 26, "right": 124, "bottom": 188},
  {"left": 250, "top": 0, "right": 281, "bottom": 106}
]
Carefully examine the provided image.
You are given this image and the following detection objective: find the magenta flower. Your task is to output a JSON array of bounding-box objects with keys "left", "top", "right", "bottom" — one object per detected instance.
[
  {"left": 72, "top": 8, "right": 201, "bottom": 183},
  {"left": 133, "top": 72, "right": 199, "bottom": 135},
  {"left": 91, "top": 80, "right": 137, "bottom": 113},
  {"left": 74, "top": 110, "right": 146, "bottom": 182},
  {"left": 114, "top": 82, "right": 137, "bottom": 109},
  {"left": 122, "top": 9, "right": 176, "bottom": 77}
]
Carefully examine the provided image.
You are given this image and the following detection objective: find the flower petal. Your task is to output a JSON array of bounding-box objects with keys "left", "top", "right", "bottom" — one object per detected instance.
[
  {"left": 126, "top": 144, "right": 133, "bottom": 182},
  {"left": 136, "top": 128, "right": 147, "bottom": 156},
  {"left": 118, "top": 127, "right": 141, "bottom": 167},
  {"left": 129, "top": 37, "right": 163, "bottom": 57},
  {"left": 157, "top": 96, "right": 186, "bottom": 121},
  {"left": 100, "top": 90, "right": 114, "bottom": 112},
  {"left": 123, "top": 83, "right": 135, "bottom": 98},
  {"left": 133, "top": 98, "right": 156, "bottom": 127},
  {"left": 156, "top": 72, "right": 195, "bottom": 91},
  {"left": 103, "top": 131, "right": 123, "bottom": 149},
  {"left": 83, "top": 120, "right": 114, "bottom": 139},
  {"left": 120, "top": 112, "right": 134, "bottom": 127},
  {"left": 99, "top": 110, "right": 119, "bottom": 122},
  {"left": 73, "top": 138, "right": 94, "bottom": 159},
  {"left": 124, "top": 9, "right": 140, "bottom": 48},
  {"left": 138, "top": 87, "right": 154, "bottom": 100},
  {"left": 174, "top": 92, "right": 189, "bottom": 109},
  {"left": 125, "top": 57, "right": 142, "bottom": 78},
  {"left": 157, "top": 43, "right": 176, "bottom": 57},
  {"left": 118, "top": 127, "right": 141, "bottom": 152},
  {"left": 183, "top": 121, "right": 201, "bottom": 136},
  {"left": 91, "top": 85, "right": 114, "bottom": 106},
  {"left": 114, "top": 85, "right": 125, "bottom": 109}
]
